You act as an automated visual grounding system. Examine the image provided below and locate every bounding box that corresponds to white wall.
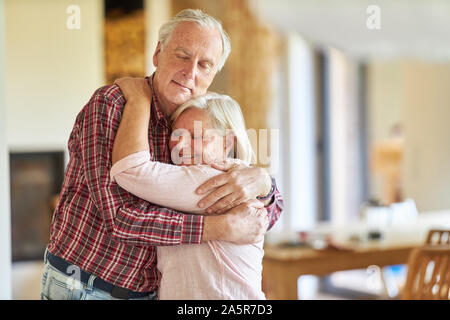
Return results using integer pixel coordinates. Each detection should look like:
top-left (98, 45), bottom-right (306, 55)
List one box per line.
top-left (367, 63), bottom-right (404, 143)
top-left (0, 0), bottom-right (12, 300)
top-left (367, 60), bottom-right (450, 212)
top-left (402, 62), bottom-right (450, 212)
top-left (145, 0), bottom-right (171, 75)
top-left (4, 0), bottom-right (104, 299)
top-left (5, 0), bottom-right (104, 151)
top-left (367, 62), bottom-right (404, 200)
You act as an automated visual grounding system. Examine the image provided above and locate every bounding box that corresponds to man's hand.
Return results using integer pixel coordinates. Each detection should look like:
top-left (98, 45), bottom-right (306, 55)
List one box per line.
top-left (202, 199), bottom-right (268, 244)
top-left (196, 160), bottom-right (272, 214)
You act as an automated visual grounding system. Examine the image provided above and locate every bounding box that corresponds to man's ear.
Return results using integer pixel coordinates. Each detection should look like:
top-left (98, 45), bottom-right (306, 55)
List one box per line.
top-left (153, 42), bottom-right (162, 67)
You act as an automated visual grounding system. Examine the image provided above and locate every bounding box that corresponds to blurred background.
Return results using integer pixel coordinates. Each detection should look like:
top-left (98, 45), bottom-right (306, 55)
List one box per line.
top-left (1, 0), bottom-right (450, 300)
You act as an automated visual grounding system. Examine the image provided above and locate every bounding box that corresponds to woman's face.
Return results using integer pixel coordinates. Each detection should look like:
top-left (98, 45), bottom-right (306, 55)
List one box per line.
top-left (169, 108), bottom-right (229, 165)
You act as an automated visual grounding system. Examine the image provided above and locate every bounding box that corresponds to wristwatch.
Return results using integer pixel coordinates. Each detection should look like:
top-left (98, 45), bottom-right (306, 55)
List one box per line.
top-left (256, 177), bottom-right (276, 201)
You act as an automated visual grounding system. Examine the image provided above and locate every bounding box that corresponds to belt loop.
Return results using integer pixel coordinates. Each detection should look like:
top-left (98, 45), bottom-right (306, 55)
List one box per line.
top-left (86, 274), bottom-right (97, 291)
top-left (43, 247), bottom-right (48, 264)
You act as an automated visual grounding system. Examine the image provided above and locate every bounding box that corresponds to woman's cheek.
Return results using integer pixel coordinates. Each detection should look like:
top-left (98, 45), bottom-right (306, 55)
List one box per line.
top-left (200, 142), bottom-right (215, 164)
top-left (201, 146), bottom-right (213, 164)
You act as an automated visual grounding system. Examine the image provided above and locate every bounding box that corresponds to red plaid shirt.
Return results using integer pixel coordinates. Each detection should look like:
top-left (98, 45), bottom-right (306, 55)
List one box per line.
top-left (48, 75), bottom-right (284, 292)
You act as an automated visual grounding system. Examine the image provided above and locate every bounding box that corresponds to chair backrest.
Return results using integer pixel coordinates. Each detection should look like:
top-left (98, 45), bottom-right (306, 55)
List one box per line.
top-left (426, 229), bottom-right (450, 245)
top-left (402, 245), bottom-right (450, 300)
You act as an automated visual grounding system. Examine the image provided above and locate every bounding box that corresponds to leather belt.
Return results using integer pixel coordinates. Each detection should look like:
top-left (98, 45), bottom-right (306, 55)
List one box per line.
top-left (46, 250), bottom-right (154, 299)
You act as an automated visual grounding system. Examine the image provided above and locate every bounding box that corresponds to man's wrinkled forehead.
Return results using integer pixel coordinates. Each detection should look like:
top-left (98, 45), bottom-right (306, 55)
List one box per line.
top-left (166, 22), bottom-right (222, 57)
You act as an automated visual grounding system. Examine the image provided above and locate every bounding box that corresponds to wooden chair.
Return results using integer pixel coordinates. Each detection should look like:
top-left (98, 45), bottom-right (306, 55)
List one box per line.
top-left (426, 229), bottom-right (450, 245)
top-left (402, 245), bottom-right (450, 299)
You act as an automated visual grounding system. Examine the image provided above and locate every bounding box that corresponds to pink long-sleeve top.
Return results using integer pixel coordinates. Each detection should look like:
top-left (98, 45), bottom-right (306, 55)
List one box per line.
top-left (110, 151), bottom-right (266, 300)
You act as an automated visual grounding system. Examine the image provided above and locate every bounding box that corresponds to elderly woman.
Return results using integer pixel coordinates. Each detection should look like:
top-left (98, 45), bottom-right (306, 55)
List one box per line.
top-left (110, 78), bottom-right (283, 299)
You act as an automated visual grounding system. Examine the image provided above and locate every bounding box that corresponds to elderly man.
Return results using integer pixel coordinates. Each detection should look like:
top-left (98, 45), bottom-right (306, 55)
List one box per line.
top-left (41, 9), bottom-right (283, 300)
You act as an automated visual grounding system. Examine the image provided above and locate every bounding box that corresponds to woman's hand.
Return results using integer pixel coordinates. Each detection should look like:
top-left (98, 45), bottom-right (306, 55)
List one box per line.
top-left (114, 77), bottom-right (151, 105)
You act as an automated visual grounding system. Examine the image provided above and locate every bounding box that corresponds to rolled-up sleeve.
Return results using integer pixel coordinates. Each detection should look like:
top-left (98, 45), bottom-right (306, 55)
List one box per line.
top-left (264, 187), bottom-right (284, 230)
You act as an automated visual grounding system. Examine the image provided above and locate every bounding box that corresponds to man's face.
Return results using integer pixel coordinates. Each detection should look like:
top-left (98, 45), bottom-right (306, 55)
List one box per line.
top-left (153, 21), bottom-right (223, 116)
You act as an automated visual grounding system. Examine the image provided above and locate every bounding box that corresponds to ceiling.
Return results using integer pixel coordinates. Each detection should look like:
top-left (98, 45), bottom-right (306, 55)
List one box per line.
top-left (251, 0), bottom-right (450, 62)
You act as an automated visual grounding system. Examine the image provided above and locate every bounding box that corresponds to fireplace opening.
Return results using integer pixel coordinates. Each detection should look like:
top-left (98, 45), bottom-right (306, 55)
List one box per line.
top-left (9, 151), bottom-right (65, 262)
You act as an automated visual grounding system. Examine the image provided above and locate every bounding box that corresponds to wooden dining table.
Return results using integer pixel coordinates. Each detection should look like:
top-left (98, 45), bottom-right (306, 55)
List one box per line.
top-left (262, 211), bottom-right (450, 299)
top-left (261, 242), bottom-right (415, 300)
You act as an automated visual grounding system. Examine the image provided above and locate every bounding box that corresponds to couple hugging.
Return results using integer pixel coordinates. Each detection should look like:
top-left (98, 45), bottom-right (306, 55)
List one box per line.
top-left (41, 9), bottom-right (284, 300)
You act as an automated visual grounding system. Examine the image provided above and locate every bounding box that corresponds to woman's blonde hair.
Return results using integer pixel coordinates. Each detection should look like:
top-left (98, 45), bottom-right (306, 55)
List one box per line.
top-left (170, 93), bottom-right (255, 165)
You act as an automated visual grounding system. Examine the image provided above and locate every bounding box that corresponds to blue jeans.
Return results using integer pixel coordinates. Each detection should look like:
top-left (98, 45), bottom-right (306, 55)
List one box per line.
top-left (40, 249), bottom-right (157, 300)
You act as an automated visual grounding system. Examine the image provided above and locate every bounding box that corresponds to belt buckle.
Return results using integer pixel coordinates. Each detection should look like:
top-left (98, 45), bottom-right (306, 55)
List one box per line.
top-left (111, 286), bottom-right (131, 299)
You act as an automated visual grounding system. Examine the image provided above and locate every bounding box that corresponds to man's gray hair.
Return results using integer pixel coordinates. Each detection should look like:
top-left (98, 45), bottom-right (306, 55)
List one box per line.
top-left (158, 9), bottom-right (231, 72)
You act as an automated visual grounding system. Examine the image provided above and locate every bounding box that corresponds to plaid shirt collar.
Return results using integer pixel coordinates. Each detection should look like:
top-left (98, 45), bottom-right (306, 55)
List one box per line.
top-left (147, 74), bottom-right (170, 130)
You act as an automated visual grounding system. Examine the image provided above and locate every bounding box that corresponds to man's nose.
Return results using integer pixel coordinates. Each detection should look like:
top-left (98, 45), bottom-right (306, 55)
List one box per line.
top-left (183, 60), bottom-right (197, 80)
